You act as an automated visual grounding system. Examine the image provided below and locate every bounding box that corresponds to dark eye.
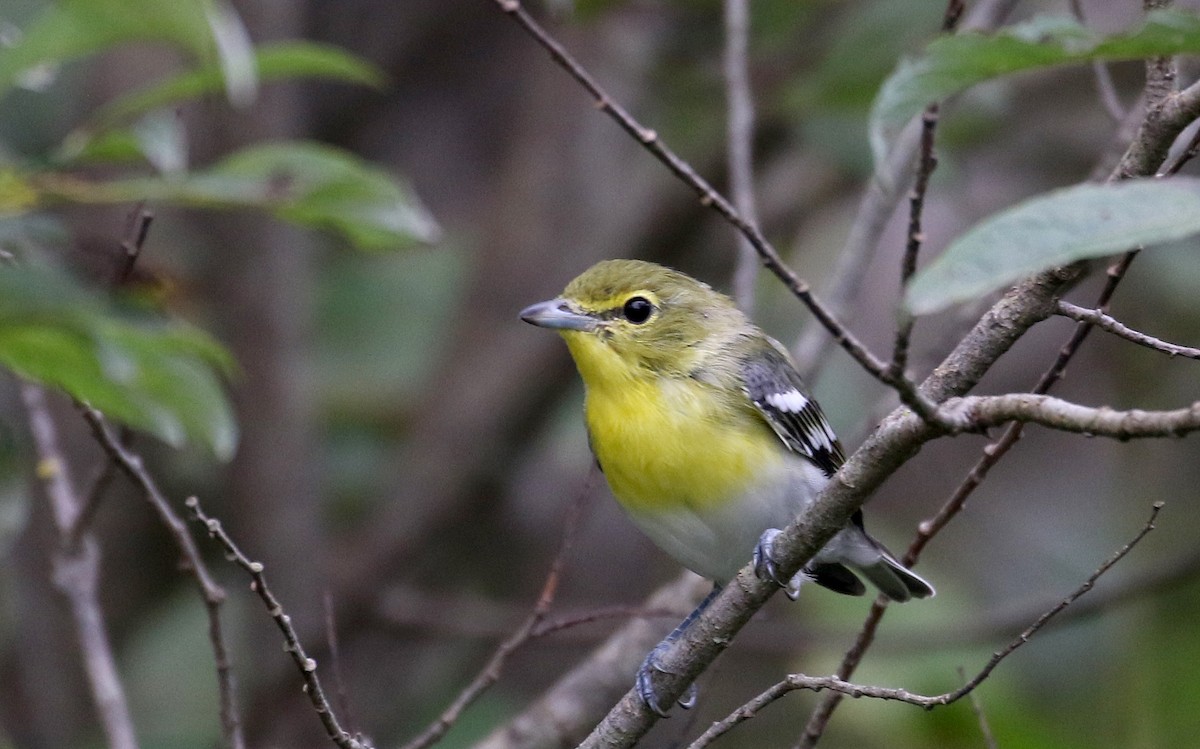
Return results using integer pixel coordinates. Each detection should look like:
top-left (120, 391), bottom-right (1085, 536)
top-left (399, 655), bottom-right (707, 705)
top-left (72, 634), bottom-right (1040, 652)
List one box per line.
top-left (622, 296), bottom-right (653, 324)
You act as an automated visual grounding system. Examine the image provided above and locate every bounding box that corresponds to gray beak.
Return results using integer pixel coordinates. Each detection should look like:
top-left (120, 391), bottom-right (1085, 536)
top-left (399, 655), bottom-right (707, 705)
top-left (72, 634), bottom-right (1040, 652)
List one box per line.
top-left (520, 298), bottom-right (598, 332)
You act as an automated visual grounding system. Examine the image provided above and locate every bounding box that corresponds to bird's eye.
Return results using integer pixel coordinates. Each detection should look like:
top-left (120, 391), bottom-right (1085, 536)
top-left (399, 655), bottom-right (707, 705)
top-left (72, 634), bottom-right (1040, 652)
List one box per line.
top-left (622, 296), bottom-right (653, 324)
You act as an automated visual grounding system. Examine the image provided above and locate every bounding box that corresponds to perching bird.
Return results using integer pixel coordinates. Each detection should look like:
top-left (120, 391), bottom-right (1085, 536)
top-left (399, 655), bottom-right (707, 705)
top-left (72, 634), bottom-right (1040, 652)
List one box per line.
top-left (520, 259), bottom-right (933, 713)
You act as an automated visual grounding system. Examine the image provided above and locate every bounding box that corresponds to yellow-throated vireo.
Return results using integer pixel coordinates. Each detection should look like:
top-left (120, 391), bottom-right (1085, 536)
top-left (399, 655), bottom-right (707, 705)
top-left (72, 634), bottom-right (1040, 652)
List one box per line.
top-left (521, 259), bottom-right (933, 714)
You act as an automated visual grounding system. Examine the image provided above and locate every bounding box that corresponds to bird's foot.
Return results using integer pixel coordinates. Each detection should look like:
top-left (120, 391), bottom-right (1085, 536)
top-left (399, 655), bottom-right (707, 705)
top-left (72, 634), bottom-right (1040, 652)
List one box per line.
top-left (753, 528), bottom-right (802, 600)
top-left (636, 640), bottom-right (698, 716)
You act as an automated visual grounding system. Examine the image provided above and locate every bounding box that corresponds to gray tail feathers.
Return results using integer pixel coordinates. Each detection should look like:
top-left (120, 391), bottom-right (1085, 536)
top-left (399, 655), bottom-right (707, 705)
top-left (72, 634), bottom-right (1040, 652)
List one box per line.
top-left (857, 553), bottom-right (935, 603)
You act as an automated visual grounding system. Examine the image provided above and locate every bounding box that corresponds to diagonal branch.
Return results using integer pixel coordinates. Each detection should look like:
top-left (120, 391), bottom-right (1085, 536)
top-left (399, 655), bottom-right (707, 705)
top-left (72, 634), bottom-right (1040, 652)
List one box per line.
top-left (491, 0), bottom-right (890, 381)
top-left (401, 470), bottom-right (593, 749)
top-left (78, 406), bottom-right (245, 749)
top-left (186, 496), bottom-right (370, 749)
top-left (691, 502), bottom-right (1163, 748)
top-left (1055, 301), bottom-right (1200, 359)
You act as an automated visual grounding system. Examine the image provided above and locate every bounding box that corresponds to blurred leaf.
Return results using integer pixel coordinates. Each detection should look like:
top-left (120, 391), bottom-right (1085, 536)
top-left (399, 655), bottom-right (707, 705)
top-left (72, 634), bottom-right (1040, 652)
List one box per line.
top-left (871, 9), bottom-right (1200, 168)
top-left (83, 42), bottom-right (385, 133)
top-left (906, 178), bottom-right (1200, 315)
top-left (45, 141), bottom-right (442, 249)
top-left (0, 266), bottom-right (237, 458)
top-left (129, 110), bottom-right (188, 175)
top-left (0, 170), bottom-right (38, 214)
top-left (0, 0), bottom-right (255, 103)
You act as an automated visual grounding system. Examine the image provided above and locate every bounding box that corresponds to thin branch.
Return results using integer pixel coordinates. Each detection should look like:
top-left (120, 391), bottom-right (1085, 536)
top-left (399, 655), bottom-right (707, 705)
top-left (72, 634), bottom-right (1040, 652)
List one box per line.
top-left (471, 574), bottom-right (711, 749)
top-left (67, 441), bottom-right (122, 552)
top-left (723, 0), bottom-right (760, 313)
top-left (693, 503), bottom-right (1163, 748)
top-left (794, 0), bottom-right (1009, 382)
top-left (186, 496), bottom-right (371, 749)
top-left (1055, 301), bottom-right (1200, 359)
top-left (324, 592), bottom-right (358, 739)
top-left (1161, 119), bottom-right (1200, 175)
top-left (78, 407), bottom-right (245, 749)
top-left (1069, 0), bottom-right (1126, 123)
top-left (958, 666), bottom-right (998, 749)
top-left (941, 392), bottom-right (1200, 438)
top-left (400, 469), bottom-right (594, 749)
top-left (67, 206), bottom-right (153, 548)
top-left (490, 2), bottom-right (1200, 747)
top-left (798, 24), bottom-right (1191, 739)
top-left (492, 0), bottom-right (890, 381)
top-left (20, 383), bottom-right (140, 749)
top-left (116, 203), bottom-right (153, 286)
top-left (890, 104), bottom-right (940, 383)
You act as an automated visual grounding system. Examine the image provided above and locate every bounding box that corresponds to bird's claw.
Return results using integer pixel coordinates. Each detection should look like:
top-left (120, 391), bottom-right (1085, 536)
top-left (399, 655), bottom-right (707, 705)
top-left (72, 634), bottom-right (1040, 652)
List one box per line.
top-left (754, 528), bottom-right (802, 600)
top-left (636, 641), bottom-right (698, 716)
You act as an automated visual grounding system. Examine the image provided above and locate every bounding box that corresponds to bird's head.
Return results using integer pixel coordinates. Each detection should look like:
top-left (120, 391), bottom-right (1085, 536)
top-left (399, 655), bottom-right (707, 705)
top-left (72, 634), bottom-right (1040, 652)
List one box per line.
top-left (520, 259), bottom-right (746, 381)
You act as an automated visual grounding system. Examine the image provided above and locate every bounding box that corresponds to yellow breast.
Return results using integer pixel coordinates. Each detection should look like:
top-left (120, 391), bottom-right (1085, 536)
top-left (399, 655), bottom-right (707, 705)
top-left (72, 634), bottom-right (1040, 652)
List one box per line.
top-left (565, 333), bottom-right (781, 513)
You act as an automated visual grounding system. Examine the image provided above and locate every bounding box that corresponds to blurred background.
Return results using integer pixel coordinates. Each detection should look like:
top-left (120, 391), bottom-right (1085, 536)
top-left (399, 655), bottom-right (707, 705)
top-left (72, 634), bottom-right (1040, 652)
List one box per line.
top-left (1, 0), bottom-right (1200, 747)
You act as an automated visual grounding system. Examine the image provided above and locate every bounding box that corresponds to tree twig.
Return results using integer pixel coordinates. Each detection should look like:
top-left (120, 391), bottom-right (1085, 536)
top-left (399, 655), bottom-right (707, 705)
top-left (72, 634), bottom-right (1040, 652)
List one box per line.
top-left (693, 502), bottom-right (1163, 748)
top-left (78, 406), bottom-right (245, 749)
top-left (491, 0), bottom-right (890, 382)
top-left (1055, 301), bottom-right (1200, 359)
top-left (323, 591), bottom-right (359, 739)
top-left (20, 383), bottom-right (140, 749)
top-left (723, 0), bottom-right (759, 313)
top-left (889, 104), bottom-right (940, 385)
top-left (401, 469), bottom-right (595, 749)
top-left (186, 496), bottom-right (368, 749)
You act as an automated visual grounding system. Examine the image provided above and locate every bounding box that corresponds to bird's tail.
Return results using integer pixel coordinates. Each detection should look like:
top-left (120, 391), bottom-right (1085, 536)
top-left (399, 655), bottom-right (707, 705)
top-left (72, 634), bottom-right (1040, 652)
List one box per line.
top-left (856, 549), bottom-right (935, 603)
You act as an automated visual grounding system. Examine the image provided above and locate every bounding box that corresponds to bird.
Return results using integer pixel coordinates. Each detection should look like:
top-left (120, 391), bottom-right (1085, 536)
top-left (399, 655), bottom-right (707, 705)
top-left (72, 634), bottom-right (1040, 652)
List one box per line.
top-left (520, 259), bottom-right (933, 714)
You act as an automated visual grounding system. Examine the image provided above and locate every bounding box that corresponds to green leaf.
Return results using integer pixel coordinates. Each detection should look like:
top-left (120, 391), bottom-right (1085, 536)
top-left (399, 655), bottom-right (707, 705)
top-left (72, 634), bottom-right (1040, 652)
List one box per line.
top-left (84, 42), bottom-right (385, 133)
top-left (45, 141), bottom-right (442, 250)
top-left (905, 178), bottom-right (1200, 315)
top-left (208, 142), bottom-right (442, 249)
top-left (870, 9), bottom-right (1200, 168)
top-left (0, 0), bottom-right (255, 103)
top-left (0, 266), bottom-right (238, 458)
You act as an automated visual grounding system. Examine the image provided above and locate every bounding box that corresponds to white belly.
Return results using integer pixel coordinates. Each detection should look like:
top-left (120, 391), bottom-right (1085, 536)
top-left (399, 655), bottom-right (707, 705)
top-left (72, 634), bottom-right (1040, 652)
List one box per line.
top-left (622, 454), bottom-right (830, 584)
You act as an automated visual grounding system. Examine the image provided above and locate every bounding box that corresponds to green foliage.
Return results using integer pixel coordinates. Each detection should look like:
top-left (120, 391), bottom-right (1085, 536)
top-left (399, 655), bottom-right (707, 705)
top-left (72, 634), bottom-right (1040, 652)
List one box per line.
top-left (0, 0), bottom-right (440, 454)
top-left (0, 0), bottom-right (255, 100)
top-left (74, 41), bottom-right (386, 140)
top-left (0, 265), bottom-right (237, 458)
top-left (871, 9), bottom-right (1200, 168)
top-left (50, 141), bottom-right (441, 249)
top-left (906, 179), bottom-right (1200, 315)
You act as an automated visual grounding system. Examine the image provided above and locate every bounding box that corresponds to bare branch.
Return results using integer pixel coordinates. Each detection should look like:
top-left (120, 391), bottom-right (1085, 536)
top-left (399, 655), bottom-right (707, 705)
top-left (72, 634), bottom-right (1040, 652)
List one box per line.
top-left (20, 383), bottom-right (140, 749)
top-left (472, 574), bottom-right (711, 749)
top-left (402, 471), bottom-right (593, 749)
top-left (78, 407), bottom-right (245, 749)
top-left (943, 393), bottom-right (1200, 438)
top-left (1055, 301), bottom-right (1200, 359)
top-left (186, 496), bottom-right (369, 749)
top-left (491, 0), bottom-right (890, 381)
top-left (1068, 0), bottom-right (1126, 122)
top-left (693, 502), bottom-right (1163, 748)
top-left (890, 104), bottom-right (939, 382)
top-left (116, 203), bottom-right (153, 286)
top-left (959, 666), bottom-right (998, 749)
top-left (323, 592), bottom-right (358, 739)
top-left (723, 0), bottom-right (759, 313)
